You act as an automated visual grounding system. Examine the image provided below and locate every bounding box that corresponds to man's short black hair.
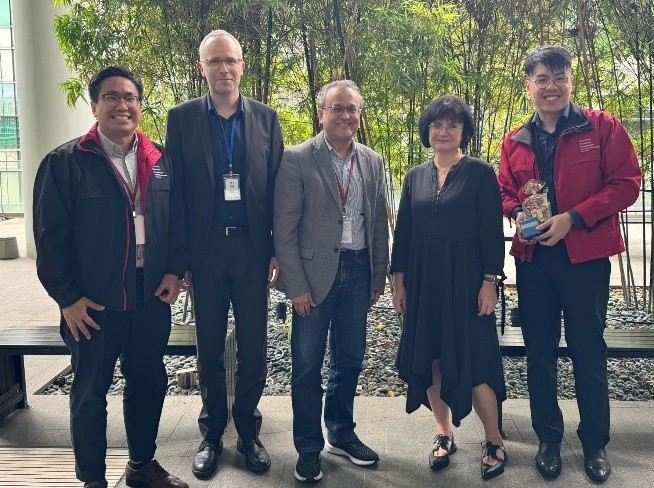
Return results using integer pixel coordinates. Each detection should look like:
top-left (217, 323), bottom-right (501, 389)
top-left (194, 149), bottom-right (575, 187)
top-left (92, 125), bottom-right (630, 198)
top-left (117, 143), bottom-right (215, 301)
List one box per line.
top-left (418, 95), bottom-right (474, 149)
top-left (88, 66), bottom-right (144, 102)
top-left (524, 45), bottom-right (573, 76)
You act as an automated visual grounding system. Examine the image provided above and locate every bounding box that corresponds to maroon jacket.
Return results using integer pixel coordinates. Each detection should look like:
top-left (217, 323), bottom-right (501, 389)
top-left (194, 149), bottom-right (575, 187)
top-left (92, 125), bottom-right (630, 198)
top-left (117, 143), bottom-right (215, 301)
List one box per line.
top-left (498, 103), bottom-right (641, 264)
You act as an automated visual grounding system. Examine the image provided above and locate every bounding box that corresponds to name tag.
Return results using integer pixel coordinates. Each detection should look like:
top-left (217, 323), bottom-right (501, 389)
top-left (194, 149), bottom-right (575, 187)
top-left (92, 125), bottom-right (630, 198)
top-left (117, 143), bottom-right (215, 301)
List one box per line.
top-left (134, 214), bottom-right (146, 245)
top-left (224, 173), bottom-right (241, 201)
top-left (341, 216), bottom-right (353, 245)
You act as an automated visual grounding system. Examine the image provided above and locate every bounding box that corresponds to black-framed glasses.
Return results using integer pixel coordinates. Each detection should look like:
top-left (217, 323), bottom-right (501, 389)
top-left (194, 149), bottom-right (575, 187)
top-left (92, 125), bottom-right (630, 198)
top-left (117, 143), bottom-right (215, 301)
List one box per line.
top-left (200, 57), bottom-right (242, 68)
top-left (530, 75), bottom-right (569, 89)
top-left (321, 105), bottom-right (362, 115)
top-left (428, 121), bottom-right (462, 132)
top-left (100, 94), bottom-right (143, 106)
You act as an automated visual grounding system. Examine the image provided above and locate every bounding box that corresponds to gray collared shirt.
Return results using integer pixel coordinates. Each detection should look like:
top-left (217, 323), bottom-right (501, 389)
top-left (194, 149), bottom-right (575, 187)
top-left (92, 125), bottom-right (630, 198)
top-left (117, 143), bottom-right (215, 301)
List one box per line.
top-left (98, 128), bottom-right (145, 267)
top-left (324, 135), bottom-right (366, 250)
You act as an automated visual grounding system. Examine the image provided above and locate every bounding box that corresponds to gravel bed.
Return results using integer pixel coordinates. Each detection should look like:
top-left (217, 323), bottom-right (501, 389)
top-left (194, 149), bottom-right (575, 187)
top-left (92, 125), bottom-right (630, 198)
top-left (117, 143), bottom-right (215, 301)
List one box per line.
top-left (40, 287), bottom-right (654, 401)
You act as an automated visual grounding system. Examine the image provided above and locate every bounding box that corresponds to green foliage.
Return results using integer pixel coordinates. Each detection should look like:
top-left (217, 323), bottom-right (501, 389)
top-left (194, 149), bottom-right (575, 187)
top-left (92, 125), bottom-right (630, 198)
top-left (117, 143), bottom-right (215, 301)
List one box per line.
top-left (52, 0), bottom-right (652, 180)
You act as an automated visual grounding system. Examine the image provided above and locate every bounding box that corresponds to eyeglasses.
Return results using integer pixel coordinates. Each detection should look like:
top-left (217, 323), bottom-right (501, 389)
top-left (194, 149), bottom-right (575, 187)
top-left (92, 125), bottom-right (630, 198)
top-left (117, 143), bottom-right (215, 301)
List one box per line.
top-left (200, 57), bottom-right (242, 68)
top-left (428, 121), bottom-right (462, 132)
top-left (321, 105), bottom-right (362, 115)
top-left (99, 94), bottom-right (143, 106)
top-left (530, 75), bottom-right (569, 89)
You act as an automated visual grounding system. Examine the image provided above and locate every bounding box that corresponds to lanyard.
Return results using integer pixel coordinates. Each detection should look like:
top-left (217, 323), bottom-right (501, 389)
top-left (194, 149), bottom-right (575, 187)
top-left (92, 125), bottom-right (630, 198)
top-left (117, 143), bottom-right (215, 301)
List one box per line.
top-left (335, 155), bottom-right (356, 213)
top-left (219, 116), bottom-right (238, 173)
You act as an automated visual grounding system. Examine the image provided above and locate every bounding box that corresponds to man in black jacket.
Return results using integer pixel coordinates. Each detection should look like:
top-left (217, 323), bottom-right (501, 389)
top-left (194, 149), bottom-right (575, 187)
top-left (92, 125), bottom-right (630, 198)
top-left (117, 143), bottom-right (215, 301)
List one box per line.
top-left (33, 66), bottom-right (188, 488)
top-left (166, 30), bottom-right (283, 479)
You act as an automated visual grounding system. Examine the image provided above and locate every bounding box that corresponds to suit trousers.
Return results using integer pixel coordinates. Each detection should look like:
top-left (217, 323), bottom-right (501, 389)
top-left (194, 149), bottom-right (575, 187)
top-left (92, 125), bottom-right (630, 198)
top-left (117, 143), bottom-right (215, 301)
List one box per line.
top-left (61, 269), bottom-right (171, 483)
top-left (516, 242), bottom-right (611, 451)
top-left (192, 229), bottom-right (268, 441)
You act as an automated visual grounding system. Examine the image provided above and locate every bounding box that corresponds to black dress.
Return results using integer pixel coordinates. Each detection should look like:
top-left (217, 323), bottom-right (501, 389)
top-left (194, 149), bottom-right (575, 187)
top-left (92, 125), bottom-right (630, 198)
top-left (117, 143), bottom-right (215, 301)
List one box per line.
top-left (390, 156), bottom-right (506, 426)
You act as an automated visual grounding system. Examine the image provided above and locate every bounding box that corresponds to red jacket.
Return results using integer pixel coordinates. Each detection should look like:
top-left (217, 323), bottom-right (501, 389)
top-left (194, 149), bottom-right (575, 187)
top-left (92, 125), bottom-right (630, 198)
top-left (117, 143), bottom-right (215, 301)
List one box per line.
top-left (498, 103), bottom-right (641, 264)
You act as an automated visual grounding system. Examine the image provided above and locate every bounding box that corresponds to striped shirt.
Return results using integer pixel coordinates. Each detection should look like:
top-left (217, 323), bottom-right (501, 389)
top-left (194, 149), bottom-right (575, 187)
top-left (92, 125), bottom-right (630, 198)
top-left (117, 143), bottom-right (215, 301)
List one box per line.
top-left (324, 136), bottom-right (366, 250)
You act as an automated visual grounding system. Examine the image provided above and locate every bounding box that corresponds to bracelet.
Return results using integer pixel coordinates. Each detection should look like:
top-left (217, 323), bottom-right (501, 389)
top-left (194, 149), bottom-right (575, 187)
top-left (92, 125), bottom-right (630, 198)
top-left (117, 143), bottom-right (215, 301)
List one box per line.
top-left (483, 275), bottom-right (500, 285)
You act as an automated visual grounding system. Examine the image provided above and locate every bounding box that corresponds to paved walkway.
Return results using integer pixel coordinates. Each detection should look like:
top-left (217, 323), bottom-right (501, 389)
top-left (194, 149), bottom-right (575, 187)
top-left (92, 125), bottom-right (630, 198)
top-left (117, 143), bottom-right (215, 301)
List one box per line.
top-left (1, 217), bottom-right (653, 487)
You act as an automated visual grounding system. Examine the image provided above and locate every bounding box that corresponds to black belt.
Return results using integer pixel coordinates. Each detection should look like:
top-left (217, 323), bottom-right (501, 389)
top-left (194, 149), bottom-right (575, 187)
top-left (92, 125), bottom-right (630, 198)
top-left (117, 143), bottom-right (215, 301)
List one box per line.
top-left (339, 248), bottom-right (368, 260)
top-left (213, 226), bottom-right (249, 236)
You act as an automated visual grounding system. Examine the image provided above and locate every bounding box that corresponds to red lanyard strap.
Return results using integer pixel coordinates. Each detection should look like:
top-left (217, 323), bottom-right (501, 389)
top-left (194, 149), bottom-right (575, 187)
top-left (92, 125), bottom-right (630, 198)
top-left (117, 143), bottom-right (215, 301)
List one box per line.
top-left (335, 154), bottom-right (355, 212)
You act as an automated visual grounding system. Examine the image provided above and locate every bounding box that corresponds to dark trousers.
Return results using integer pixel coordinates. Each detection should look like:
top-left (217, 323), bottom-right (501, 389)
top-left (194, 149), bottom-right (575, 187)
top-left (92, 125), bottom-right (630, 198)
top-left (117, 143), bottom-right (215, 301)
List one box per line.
top-left (291, 250), bottom-right (371, 453)
top-left (61, 269), bottom-right (171, 483)
top-left (192, 229), bottom-right (268, 441)
top-left (516, 243), bottom-right (611, 451)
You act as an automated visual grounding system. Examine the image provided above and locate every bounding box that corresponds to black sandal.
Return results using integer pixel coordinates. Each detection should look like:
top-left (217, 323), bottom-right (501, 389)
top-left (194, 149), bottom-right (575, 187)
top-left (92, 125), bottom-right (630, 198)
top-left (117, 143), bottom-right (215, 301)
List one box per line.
top-left (429, 434), bottom-right (457, 471)
top-left (481, 441), bottom-right (507, 480)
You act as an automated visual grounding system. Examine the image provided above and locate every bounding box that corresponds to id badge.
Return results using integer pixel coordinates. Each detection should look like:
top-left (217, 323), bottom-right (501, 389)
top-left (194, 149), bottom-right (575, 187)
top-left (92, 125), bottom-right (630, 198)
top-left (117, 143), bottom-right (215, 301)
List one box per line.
top-left (134, 214), bottom-right (146, 245)
top-left (341, 216), bottom-right (353, 245)
top-left (223, 173), bottom-right (241, 201)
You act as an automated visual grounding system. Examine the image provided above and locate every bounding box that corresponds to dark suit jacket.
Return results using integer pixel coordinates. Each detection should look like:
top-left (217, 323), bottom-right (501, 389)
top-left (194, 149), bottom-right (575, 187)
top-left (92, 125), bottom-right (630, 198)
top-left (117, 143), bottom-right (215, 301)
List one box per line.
top-left (166, 95), bottom-right (284, 270)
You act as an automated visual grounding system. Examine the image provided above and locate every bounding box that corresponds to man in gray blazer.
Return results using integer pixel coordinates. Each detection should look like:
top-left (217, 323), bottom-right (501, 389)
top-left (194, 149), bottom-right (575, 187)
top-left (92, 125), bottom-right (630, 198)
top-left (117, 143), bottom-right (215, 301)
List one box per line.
top-left (274, 80), bottom-right (389, 483)
top-left (165, 30), bottom-right (283, 479)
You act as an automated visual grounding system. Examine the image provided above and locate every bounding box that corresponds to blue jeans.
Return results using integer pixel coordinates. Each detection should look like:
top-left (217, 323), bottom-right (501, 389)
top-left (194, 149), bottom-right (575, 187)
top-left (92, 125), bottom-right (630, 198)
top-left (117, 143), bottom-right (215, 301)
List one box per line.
top-left (291, 249), bottom-right (371, 453)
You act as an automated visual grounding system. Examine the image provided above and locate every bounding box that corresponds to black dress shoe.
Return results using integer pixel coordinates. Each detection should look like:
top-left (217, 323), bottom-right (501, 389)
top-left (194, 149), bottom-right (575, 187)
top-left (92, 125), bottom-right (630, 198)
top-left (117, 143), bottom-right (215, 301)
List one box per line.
top-left (584, 448), bottom-right (611, 483)
top-left (237, 436), bottom-right (271, 473)
top-left (192, 438), bottom-right (223, 479)
top-left (428, 434), bottom-right (457, 471)
top-left (535, 442), bottom-right (561, 478)
top-left (481, 441), bottom-right (508, 480)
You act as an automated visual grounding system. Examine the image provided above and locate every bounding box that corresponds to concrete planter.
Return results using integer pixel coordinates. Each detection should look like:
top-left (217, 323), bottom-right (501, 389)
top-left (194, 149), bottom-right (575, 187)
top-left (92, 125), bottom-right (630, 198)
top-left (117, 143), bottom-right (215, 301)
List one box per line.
top-left (0, 236), bottom-right (19, 259)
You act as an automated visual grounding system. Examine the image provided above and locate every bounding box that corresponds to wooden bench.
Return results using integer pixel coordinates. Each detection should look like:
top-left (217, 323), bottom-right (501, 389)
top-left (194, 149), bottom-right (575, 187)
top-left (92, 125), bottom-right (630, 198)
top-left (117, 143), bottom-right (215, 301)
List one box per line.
top-left (0, 324), bottom-right (235, 422)
top-left (498, 326), bottom-right (654, 358)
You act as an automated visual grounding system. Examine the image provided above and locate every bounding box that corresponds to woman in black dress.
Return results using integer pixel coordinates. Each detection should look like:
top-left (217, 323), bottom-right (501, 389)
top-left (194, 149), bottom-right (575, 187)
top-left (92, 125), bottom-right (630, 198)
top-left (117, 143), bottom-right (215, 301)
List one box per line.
top-left (391, 95), bottom-right (507, 479)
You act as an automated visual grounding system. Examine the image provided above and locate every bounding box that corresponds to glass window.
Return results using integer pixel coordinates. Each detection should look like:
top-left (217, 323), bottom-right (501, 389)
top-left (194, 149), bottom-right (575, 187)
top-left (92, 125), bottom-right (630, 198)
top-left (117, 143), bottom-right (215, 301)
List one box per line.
top-left (0, 1), bottom-right (10, 27)
top-left (0, 49), bottom-right (14, 80)
top-left (1, 82), bottom-right (15, 114)
top-left (0, 27), bottom-right (11, 48)
top-left (0, 170), bottom-right (23, 213)
top-left (0, 115), bottom-right (18, 149)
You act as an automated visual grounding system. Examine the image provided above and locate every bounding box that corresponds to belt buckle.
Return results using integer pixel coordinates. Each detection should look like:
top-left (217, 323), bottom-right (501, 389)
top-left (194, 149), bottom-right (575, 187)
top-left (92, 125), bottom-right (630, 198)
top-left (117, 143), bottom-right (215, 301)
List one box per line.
top-left (225, 226), bottom-right (236, 236)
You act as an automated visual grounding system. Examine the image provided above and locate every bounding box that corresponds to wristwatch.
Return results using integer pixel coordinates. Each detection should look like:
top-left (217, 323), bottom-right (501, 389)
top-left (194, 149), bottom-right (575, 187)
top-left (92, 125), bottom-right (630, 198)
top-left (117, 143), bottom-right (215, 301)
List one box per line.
top-left (483, 275), bottom-right (500, 285)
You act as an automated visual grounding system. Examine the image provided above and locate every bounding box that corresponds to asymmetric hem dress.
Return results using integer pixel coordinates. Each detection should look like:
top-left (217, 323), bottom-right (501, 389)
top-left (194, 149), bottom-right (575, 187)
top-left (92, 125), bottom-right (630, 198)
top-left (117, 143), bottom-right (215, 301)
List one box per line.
top-left (390, 156), bottom-right (506, 426)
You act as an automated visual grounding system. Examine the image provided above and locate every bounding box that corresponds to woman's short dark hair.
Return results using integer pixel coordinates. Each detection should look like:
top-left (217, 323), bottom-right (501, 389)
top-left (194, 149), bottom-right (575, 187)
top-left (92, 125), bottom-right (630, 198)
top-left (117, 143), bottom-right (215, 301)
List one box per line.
top-left (88, 66), bottom-right (144, 102)
top-left (418, 95), bottom-right (474, 149)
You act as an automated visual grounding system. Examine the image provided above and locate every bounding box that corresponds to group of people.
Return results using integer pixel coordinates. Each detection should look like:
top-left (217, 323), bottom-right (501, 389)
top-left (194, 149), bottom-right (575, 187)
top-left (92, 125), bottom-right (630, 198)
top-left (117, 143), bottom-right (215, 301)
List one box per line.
top-left (32, 31), bottom-right (641, 488)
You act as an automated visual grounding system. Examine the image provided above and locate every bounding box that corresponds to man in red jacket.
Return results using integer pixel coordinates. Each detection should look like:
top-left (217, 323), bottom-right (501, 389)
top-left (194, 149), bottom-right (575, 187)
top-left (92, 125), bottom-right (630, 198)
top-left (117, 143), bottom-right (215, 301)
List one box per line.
top-left (498, 45), bottom-right (641, 483)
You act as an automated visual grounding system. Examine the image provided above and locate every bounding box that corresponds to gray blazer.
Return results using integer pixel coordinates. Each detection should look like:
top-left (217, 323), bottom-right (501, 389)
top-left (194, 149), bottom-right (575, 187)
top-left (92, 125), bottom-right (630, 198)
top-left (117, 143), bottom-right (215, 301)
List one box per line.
top-left (274, 131), bottom-right (389, 305)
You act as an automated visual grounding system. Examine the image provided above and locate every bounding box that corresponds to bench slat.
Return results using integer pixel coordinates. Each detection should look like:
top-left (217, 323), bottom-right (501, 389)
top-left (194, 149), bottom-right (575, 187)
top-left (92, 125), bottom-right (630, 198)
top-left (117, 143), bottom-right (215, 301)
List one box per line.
top-left (0, 325), bottom-right (197, 356)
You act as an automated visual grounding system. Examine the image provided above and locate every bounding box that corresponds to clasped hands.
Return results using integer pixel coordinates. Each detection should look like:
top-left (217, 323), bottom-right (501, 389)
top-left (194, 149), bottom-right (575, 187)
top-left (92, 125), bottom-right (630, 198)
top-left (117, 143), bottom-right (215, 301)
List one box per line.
top-left (515, 211), bottom-right (573, 246)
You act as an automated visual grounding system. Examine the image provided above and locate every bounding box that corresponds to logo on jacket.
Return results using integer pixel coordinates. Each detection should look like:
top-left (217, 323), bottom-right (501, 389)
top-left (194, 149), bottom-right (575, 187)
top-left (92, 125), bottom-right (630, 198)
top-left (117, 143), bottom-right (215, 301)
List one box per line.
top-left (152, 165), bottom-right (168, 178)
top-left (578, 138), bottom-right (600, 153)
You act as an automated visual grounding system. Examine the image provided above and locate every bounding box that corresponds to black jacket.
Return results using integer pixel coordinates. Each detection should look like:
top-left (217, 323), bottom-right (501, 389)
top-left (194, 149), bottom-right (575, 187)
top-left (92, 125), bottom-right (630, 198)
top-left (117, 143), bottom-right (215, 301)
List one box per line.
top-left (165, 95), bottom-right (284, 270)
top-left (33, 124), bottom-right (187, 311)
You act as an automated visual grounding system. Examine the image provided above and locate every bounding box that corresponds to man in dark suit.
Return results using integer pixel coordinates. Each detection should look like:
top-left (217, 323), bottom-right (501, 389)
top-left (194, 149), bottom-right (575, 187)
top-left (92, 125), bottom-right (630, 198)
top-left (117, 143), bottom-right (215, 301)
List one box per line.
top-left (274, 80), bottom-right (389, 483)
top-left (165, 30), bottom-right (284, 479)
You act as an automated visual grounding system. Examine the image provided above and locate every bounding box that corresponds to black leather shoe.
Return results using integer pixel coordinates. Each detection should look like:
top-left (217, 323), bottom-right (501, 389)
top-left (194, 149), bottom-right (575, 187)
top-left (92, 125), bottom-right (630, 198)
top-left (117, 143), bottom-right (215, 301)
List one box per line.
top-left (428, 433), bottom-right (457, 471)
top-left (237, 436), bottom-right (271, 473)
top-left (535, 442), bottom-right (561, 478)
top-left (481, 441), bottom-right (508, 480)
top-left (584, 448), bottom-right (611, 483)
top-left (192, 438), bottom-right (223, 479)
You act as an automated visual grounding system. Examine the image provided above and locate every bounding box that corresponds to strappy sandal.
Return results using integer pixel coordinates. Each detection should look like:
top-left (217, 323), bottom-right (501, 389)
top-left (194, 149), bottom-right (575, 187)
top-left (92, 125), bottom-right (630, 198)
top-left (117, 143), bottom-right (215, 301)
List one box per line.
top-left (481, 440), bottom-right (508, 480)
top-left (429, 433), bottom-right (457, 471)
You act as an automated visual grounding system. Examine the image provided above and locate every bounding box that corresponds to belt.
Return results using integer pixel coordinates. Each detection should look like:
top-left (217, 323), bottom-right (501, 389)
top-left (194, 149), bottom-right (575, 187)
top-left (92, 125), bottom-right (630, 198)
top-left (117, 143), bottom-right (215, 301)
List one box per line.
top-left (339, 248), bottom-right (368, 260)
top-left (214, 226), bottom-right (249, 236)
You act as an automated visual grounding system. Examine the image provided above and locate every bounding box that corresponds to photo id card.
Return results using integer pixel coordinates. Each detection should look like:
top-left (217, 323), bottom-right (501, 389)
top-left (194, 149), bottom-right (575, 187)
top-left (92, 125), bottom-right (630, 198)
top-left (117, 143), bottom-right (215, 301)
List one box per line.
top-left (134, 214), bottom-right (146, 245)
top-left (223, 173), bottom-right (241, 201)
top-left (341, 216), bottom-right (353, 245)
